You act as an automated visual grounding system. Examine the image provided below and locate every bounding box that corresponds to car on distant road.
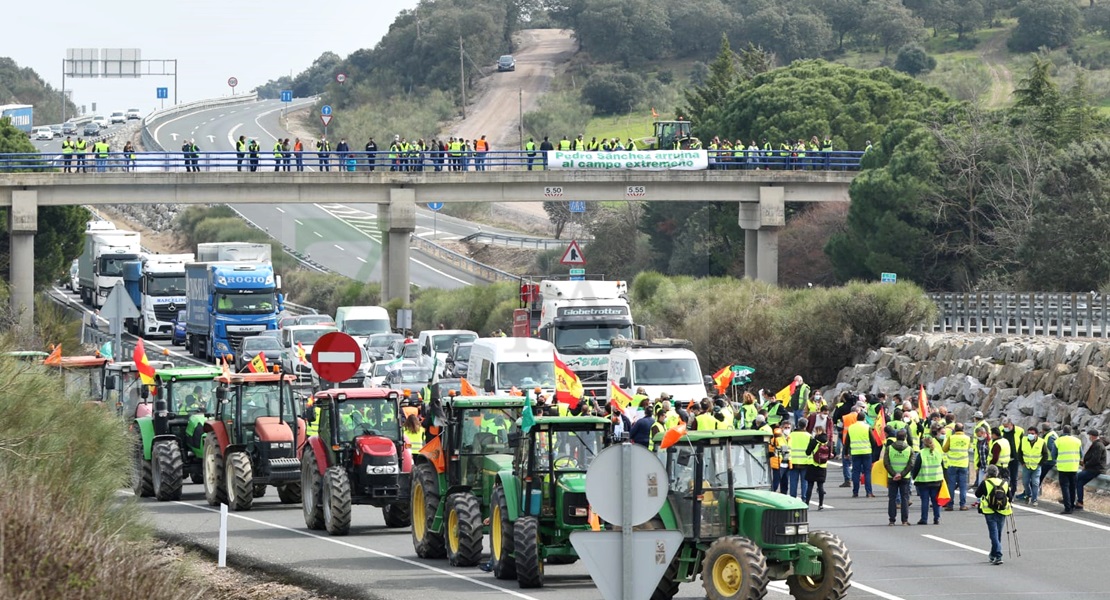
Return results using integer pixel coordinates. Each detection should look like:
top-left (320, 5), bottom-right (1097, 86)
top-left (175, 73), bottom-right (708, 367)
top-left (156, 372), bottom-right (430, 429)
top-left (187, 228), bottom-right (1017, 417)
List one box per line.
top-left (34, 127), bottom-right (53, 141)
top-left (109, 111), bottom-right (127, 124)
top-left (50, 124), bottom-right (63, 138)
top-left (83, 122), bottom-right (100, 136)
top-left (497, 54), bottom-right (516, 72)
top-left (67, 259), bottom-right (79, 291)
top-left (172, 313), bottom-right (186, 346)
top-left (62, 121), bottom-right (78, 135)
top-left (126, 108), bottom-right (141, 120)
top-left (91, 115), bottom-right (109, 129)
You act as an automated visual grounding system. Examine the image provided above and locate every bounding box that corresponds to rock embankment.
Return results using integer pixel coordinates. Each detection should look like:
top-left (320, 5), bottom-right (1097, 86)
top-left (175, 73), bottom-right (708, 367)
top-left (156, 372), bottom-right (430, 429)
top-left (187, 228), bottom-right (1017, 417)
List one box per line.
top-left (829, 334), bottom-right (1110, 434)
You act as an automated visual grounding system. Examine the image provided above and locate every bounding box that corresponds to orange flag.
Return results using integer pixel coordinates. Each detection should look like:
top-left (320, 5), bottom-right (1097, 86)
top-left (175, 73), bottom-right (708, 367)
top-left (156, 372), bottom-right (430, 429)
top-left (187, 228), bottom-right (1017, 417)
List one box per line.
top-left (459, 378), bottom-right (478, 397)
top-left (918, 385), bottom-right (929, 420)
top-left (44, 344), bottom-right (62, 366)
top-left (938, 477), bottom-right (952, 507)
top-left (660, 422), bottom-right (688, 450)
top-left (420, 435), bottom-right (447, 474)
top-left (711, 365), bottom-right (734, 395)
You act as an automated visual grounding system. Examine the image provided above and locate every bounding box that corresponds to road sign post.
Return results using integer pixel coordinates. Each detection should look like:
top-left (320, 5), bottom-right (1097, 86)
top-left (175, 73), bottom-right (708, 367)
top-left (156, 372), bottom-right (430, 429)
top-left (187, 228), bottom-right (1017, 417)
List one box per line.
top-left (227, 76), bottom-right (238, 94)
top-left (99, 281), bottom-right (139, 362)
top-left (571, 443), bottom-right (682, 600)
top-left (427, 203), bottom-right (444, 239)
top-left (310, 332), bottom-right (362, 383)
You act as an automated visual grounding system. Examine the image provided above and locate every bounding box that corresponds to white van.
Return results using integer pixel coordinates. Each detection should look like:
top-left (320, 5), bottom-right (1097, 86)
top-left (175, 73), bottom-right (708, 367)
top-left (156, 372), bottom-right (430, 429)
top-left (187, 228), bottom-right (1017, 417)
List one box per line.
top-left (469, 337), bottom-right (556, 397)
top-left (416, 329), bottom-right (477, 373)
top-left (334, 306), bottom-right (391, 345)
top-left (607, 339), bottom-right (708, 407)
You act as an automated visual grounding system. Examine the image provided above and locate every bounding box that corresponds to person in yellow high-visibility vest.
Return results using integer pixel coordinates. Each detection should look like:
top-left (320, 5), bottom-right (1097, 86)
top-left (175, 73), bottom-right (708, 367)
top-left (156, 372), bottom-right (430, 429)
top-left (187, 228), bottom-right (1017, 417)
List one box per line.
top-left (1017, 426), bottom-right (1048, 506)
top-left (1055, 425), bottom-right (1082, 513)
top-left (942, 423), bottom-right (973, 511)
top-left (847, 410), bottom-right (874, 497)
top-left (403, 412), bottom-right (424, 451)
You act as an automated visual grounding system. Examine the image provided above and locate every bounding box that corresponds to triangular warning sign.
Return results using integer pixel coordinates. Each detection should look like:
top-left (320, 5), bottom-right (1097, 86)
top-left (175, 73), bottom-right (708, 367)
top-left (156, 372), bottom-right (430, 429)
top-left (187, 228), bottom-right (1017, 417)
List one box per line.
top-left (321, 114), bottom-right (333, 127)
top-left (560, 240), bottom-right (586, 265)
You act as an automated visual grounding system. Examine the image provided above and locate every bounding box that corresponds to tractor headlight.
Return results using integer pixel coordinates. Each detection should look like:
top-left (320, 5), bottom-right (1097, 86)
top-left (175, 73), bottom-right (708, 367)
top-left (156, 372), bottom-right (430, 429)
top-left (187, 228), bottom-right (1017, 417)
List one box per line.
top-left (796, 524), bottom-right (808, 536)
top-left (782, 525), bottom-right (797, 536)
top-left (368, 465), bottom-right (398, 475)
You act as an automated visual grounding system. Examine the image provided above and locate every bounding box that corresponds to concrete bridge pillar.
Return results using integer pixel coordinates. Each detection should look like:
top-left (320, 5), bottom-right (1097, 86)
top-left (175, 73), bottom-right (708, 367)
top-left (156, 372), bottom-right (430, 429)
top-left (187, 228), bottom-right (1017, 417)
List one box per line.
top-left (9, 190), bottom-right (37, 331)
top-left (378, 188), bottom-right (416, 305)
top-left (739, 186), bottom-right (785, 285)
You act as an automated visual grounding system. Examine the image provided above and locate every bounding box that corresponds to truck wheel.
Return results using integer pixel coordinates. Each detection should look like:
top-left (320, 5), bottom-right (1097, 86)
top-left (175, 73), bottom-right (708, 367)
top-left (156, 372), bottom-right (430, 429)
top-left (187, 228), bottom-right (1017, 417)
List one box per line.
top-left (323, 466), bottom-right (352, 536)
top-left (225, 451), bottom-right (254, 511)
top-left (383, 503), bottom-right (411, 528)
top-left (302, 446), bottom-right (324, 530)
top-left (152, 440), bottom-right (184, 501)
top-left (278, 482), bottom-right (302, 504)
top-left (131, 437), bottom-right (154, 498)
top-left (786, 531), bottom-right (853, 600)
top-left (202, 433), bottom-right (227, 506)
top-left (490, 486), bottom-right (516, 580)
top-left (514, 516), bottom-right (544, 588)
top-left (446, 492), bottom-right (484, 567)
top-left (411, 463), bottom-right (446, 558)
top-left (651, 554), bottom-right (682, 600)
top-left (702, 536), bottom-right (768, 600)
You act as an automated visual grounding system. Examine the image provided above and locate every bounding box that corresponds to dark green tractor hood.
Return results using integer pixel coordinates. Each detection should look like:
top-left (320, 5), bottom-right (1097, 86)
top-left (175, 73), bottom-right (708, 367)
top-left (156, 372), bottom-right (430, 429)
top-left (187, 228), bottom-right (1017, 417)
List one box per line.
top-left (735, 488), bottom-right (808, 510)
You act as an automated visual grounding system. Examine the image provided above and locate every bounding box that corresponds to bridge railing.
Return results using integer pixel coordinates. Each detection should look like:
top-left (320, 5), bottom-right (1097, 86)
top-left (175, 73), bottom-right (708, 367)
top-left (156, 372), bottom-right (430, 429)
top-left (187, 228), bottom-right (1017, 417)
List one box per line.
top-left (926, 292), bottom-right (1110, 338)
top-left (0, 150), bottom-right (865, 172)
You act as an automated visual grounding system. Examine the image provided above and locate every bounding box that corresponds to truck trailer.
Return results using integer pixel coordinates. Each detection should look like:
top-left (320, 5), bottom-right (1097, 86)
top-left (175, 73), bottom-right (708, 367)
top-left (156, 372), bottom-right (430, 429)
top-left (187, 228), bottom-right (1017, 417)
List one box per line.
top-left (0, 104), bottom-right (33, 134)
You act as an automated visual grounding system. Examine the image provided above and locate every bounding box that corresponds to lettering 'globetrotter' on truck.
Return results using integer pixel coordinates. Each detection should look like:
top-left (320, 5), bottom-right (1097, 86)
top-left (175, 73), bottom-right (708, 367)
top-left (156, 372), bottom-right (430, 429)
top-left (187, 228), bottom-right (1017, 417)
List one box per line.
top-left (557, 307), bottom-right (630, 318)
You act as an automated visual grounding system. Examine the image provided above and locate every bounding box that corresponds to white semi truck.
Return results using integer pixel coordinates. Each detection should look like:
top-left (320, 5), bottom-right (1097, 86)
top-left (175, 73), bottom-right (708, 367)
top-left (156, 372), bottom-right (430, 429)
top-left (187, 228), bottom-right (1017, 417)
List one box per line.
top-left (77, 220), bottom-right (141, 308)
top-left (123, 253), bottom-right (194, 338)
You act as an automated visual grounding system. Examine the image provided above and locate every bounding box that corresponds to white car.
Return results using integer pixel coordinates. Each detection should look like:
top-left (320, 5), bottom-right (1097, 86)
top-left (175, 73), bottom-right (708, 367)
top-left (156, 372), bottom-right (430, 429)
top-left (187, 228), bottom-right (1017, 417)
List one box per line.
top-left (126, 108), bottom-right (141, 120)
top-left (91, 115), bottom-right (109, 129)
top-left (34, 127), bottom-right (53, 141)
top-left (109, 112), bottom-right (126, 124)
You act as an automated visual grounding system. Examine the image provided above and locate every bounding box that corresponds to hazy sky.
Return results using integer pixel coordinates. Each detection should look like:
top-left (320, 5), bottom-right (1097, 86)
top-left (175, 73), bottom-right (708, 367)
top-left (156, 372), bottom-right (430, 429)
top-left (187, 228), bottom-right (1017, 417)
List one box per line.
top-left (5, 0), bottom-right (418, 117)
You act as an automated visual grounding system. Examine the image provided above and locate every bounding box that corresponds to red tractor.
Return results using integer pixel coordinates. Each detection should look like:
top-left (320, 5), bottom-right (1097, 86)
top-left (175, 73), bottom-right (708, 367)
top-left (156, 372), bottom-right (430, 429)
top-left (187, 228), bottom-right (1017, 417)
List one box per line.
top-left (202, 372), bottom-right (305, 511)
top-left (301, 387), bottom-right (413, 535)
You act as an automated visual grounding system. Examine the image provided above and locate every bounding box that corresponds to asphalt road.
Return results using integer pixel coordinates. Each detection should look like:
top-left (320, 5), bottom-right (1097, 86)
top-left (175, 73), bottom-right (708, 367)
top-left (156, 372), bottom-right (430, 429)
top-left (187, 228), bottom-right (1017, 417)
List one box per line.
top-left (133, 457), bottom-right (1110, 600)
top-left (145, 98), bottom-right (528, 289)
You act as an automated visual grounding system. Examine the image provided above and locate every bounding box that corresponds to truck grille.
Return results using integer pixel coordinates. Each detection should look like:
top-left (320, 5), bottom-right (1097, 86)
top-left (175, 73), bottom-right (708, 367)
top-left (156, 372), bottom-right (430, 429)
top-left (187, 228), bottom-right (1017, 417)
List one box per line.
top-left (153, 303), bottom-right (183, 323)
top-left (563, 491), bottom-right (589, 526)
top-left (761, 508), bottom-right (808, 545)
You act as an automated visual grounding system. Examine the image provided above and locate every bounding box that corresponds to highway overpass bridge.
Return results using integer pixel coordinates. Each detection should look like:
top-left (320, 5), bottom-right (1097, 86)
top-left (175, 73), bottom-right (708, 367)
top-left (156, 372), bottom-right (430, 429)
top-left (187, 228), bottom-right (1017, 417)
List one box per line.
top-left (0, 152), bottom-right (859, 328)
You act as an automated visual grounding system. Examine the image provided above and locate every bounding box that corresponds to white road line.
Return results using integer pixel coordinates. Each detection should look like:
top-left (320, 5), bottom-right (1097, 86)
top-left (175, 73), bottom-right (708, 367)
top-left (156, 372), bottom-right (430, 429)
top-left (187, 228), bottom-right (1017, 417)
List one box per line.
top-left (313, 231), bottom-right (322, 238)
top-left (152, 104), bottom-right (229, 146)
top-left (165, 500), bottom-right (541, 600)
top-left (851, 581), bottom-right (908, 600)
top-left (1013, 504), bottom-right (1110, 532)
top-left (227, 122), bottom-right (244, 149)
top-left (334, 244), bottom-right (344, 251)
top-left (809, 501), bottom-right (834, 510)
top-left (275, 207), bottom-right (285, 213)
top-left (922, 534), bottom-right (989, 555)
top-left (356, 257), bottom-right (367, 263)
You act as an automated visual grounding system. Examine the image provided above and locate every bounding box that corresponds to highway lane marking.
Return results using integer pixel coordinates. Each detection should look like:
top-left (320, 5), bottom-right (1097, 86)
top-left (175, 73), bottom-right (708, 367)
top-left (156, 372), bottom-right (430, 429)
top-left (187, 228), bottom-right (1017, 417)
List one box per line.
top-left (356, 257), bottom-right (367, 263)
top-left (1013, 504), bottom-right (1110, 533)
top-left (166, 500), bottom-right (542, 600)
top-left (152, 105), bottom-right (230, 145)
top-left (275, 207), bottom-right (285, 213)
top-left (313, 231), bottom-right (322, 238)
top-left (294, 219), bottom-right (304, 225)
top-left (921, 534), bottom-right (989, 555)
top-left (226, 122), bottom-right (244, 148)
top-left (809, 501), bottom-right (835, 509)
top-left (334, 244), bottom-right (344, 251)
top-left (850, 581), bottom-right (907, 600)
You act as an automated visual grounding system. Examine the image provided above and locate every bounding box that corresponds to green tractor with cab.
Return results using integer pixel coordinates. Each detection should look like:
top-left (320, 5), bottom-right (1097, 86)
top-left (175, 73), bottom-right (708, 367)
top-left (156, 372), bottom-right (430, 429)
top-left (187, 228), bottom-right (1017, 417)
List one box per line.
top-left (488, 414), bottom-right (610, 588)
top-left (131, 365), bottom-right (223, 501)
top-left (410, 396), bottom-right (524, 567)
top-left (652, 429), bottom-right (853, 600)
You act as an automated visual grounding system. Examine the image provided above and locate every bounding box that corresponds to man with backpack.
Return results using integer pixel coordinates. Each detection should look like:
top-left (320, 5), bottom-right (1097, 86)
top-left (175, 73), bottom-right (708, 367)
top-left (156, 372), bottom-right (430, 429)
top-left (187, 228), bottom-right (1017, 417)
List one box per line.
top-left (805, 425), bottom-right (831, 510)
top-left (976, 464), bottom-right (1012, 565)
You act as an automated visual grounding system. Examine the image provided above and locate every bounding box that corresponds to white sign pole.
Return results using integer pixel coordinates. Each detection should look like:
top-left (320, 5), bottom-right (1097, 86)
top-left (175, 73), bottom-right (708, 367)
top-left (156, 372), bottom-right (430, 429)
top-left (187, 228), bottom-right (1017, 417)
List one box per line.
top-left (621, 443), bottom-right (633, 600)
top-left (218, 503), bottom-right (228, 567)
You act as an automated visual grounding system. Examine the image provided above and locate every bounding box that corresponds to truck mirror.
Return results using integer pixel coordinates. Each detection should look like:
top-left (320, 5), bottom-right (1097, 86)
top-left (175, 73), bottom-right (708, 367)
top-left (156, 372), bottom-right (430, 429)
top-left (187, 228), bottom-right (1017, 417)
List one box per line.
top-left (634, 325), bottom-right (646, 340)
top-left (483, 379), bottom-right (495, 393)
top-left (507, 431), bottom-right (521, 449)
top-left (105, 375), bottom-right (117, 391)
top-left (619, 376), bottom-right (629, 389)
top-left (422, 345), bottom-right (431, 356)
top-left (275, 275), bottom-right (282, 289)
top-left (703, 375), bottom-right (715, 387)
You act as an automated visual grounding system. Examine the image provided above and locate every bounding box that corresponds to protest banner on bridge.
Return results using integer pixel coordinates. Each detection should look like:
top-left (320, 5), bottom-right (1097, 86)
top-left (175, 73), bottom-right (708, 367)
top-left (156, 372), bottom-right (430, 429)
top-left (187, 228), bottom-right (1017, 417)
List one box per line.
top-left (546, 150), bottom-right (708, 171)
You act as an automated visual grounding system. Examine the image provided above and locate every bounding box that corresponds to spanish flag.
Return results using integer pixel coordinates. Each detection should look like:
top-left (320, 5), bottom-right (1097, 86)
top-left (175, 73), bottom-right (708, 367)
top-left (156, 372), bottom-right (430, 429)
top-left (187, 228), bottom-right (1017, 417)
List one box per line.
top-left (296, 342), bottom-right (309, 365)
top-left (711, 365), bottom-right (734, 395)
top-left (774, 381), bottom-right (797, 403)
top-left (248, 352), bottom-right (268, 373)
top-left (871, 408), bottom-right (887, 446)
top-left (554, 354), bottom-right (583, 410)
top-left (918, 385), bottom-right (929, 420)
top-left (133, 338), bottom-right (156, 387)
top-left (609, 381), bottom-right (634, 412)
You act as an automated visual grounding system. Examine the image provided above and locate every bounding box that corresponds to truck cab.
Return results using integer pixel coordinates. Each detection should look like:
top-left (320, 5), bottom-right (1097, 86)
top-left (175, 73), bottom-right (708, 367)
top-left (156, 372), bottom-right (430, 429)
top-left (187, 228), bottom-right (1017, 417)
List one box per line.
top-left (125, 253), bottom-right (193, 338)
top-left (185, 259), bottom-right (283, 361)
top-left (607, 339), bottom-right (708, 407)
top-left (77, 220), bottom-right (141, 308)
top-left (469, 338), bottom-right (557, 397)
top-left (335, 305), bottom-right (392, 346)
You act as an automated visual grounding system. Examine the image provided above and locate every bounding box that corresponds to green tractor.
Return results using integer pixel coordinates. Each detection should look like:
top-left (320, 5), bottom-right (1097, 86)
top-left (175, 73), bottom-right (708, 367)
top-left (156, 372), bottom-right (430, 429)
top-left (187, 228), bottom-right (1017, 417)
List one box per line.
top-left (488, 415), bottom-right (610, 588)
top-left (131, 365), bottom-right (223, 501)
top-left (410, 396), bottom-right (524, 567)
top-left (647, 120), bottom-right (701, 150)
top-left (652, 430), bottom-right (853, 600)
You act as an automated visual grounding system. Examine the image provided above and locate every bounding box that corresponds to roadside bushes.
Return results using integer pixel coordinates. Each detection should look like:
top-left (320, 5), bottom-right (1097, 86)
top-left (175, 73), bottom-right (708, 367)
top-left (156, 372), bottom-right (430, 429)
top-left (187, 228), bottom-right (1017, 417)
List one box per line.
top-left (281, 271), bottom-right (381, 318)
top-left (411, 282), bottom-right (517, 334)
top-left (631, 274), bottom-right (935, 387)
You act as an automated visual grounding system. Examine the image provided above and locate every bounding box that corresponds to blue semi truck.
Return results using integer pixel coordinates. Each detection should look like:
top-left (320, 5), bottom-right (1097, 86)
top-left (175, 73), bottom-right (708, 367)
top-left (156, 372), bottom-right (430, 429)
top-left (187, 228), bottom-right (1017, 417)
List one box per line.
top-left (184, 243), bottom-right (282, 361)
top-left (0, 104), bottom-right (33, 134)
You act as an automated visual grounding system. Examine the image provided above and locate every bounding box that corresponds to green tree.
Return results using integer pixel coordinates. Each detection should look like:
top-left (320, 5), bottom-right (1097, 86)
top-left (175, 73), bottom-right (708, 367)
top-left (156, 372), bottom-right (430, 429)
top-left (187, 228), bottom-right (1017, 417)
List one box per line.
top-left (940, 0), bottom-right (985, 40)
top-left (581, 70), bottom-right (645, 115)
top-left (816, 0), bottom-right (867, 50)
top-left (894, 44), bottom-right (937, 76)
top-left (575, 0), bottom-right (673, 65)
top-left (1008, 0), bottom-right (1081, 52)
top-left (742, 7), bottom-right (834, 62)
top-left (861, 0), bottom-right (925, 56)
top-left (665, 0), bottom-right (736, 59)
top-left (0, 58), bottom-right (77, 124)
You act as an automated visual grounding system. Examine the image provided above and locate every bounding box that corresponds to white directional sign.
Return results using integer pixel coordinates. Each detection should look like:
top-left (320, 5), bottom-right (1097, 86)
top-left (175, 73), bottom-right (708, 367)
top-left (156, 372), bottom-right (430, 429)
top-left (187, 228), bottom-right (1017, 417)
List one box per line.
top-left (571, 531), bottom-right (683, 600)
top-left (560, 240), bottom-right (586, 266)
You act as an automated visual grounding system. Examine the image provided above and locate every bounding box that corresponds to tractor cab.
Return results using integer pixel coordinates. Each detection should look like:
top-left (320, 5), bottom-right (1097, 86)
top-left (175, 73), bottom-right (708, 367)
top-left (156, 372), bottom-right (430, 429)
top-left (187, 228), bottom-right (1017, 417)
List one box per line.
top-left (105, 360), bottom-right (174, 419)
top-left (47, 355), bottom-right (110, 401)
top-left (301, 387), bottom-right (413, 534)
top-left (448, 398), bottom-right (523, 489)
top-left (202, 372), bottom-right (304, 511)
top-left (651, 120), bottom-right (699, 150)
top-left (651, 429), bottom-right (852, 600)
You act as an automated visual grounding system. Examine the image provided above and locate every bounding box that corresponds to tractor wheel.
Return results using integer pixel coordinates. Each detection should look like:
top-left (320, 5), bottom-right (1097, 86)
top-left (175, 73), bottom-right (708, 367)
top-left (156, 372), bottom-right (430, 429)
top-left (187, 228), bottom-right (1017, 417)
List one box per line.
top-left (202, 433), bottom-right (227, 506)
top-left (490, 486), bottom-right (516, 580)
top-left (786, 531), bottom-right (853, 600)
top-left (278, 483), bottom-right (302, 504)
top-left (131, 437), bottom-right (154, 498)
top-left (410, 463), bottom-right (446, 558)
top-left (253, 484), bottom-right (267, 498)
top-left (225, 452), bottom-right (254, 511)
top-left (701, 536), bottom-right (769, 600)
top-left (382, 503), bottom-right (411, 528)
top-left (152, 440), bottom-right (184, 501)
top-left (651, 554), bottom-right (682, 600)
top-left (322, 466), bottom-right (352, 536)
top-left (514, 516), bottom-right (544, 588)
top-left (446, 492), bottom-right (484, 567)
top-left (301, 446), bottom-right (324, 530)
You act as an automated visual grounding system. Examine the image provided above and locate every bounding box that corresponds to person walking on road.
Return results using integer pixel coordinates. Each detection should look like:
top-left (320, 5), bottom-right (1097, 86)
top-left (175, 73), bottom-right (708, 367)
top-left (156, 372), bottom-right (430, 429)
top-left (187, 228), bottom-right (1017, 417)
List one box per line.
top-left (943, 423), bottom-right (973, 511)
top-left (976, 464), bottom-right (1012, 565)
top-left (805, 426), bottom-right (830, 510)
top-left (847, 409), bottom-right (875, 498)
top-left (1076, 429), bottom-right (1106, 510)
top-left (914, 436), bottom-right (945, 525)
top-left (788, 419), bottom-right (812, 500)
top-left (1055, 425), bottom-right (1082, 514)
top-left (885, 429), bottom-right (914, 525)
top-left (1016, 426), bottom-right (1048, 506)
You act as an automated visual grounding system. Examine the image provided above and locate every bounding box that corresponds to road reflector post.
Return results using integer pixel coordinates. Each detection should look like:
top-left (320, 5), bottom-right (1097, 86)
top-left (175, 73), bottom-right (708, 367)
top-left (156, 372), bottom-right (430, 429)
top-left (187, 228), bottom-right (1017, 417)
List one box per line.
top-left (219, 503), bottom-right (228, 568)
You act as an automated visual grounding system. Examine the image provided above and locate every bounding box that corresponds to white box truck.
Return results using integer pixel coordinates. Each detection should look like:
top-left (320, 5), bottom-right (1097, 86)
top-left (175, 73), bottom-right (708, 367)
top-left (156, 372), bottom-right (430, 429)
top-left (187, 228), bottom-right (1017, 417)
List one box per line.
top-left (77, 220), bottom-right (141, 308)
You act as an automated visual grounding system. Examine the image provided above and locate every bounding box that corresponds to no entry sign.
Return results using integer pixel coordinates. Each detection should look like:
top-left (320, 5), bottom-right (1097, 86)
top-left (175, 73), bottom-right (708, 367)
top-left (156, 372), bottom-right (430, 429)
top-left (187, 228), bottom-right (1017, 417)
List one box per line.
top-left (310, 332), bottom-right (361, 383)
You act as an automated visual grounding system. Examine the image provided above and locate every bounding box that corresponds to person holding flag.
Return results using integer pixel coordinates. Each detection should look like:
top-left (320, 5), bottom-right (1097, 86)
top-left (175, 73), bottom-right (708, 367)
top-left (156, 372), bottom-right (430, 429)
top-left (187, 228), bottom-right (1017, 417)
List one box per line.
top-left (914, 435), bottom-right (946, 524)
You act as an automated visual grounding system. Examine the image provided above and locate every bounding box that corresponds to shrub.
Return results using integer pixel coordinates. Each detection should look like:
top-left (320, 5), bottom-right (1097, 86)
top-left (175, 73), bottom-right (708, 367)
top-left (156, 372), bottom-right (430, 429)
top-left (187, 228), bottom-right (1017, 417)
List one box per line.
top-left (282, 271), bottom-right (380, 318)
top-left (581, 70), bottom-right (645, 116)
top-left (894, 44), bottom-right (937, 77)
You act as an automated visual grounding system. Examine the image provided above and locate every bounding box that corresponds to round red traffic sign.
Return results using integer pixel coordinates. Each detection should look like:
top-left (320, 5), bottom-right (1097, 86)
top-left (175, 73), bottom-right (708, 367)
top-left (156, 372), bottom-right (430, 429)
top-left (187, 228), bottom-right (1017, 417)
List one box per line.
top-left (228, 76), bottom-right (238, 88)
top-left (310, 332), bottom-right (361, 383)
top-left (336, 73), bottom-right (347, 83)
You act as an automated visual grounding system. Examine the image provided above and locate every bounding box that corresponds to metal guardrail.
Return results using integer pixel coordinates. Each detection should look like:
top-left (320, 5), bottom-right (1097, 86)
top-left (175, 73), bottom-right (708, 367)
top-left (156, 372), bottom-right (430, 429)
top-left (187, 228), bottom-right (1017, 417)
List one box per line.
top-left (926, 292), bottom-right (1110, 338)
top-left (140, 92), bottom-right (260, 152)
top-left (411, 236), bottom-right (518, 283)
top-left (460, 231), bottom-right (591, 250)
top-left (0, 149), bottom-right (865, 172)
top-left (283, 301), bottom-right (317, 316)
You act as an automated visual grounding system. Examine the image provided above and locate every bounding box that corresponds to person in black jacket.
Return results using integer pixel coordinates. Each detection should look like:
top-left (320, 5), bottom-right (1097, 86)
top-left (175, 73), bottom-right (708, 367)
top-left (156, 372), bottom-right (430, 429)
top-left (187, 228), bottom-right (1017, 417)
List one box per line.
top-left (365, 137), bottom-right (378, 171)
top-left (539, 136), bottom-right (554, 168)
top-left (1077, 429), bottom-right (1107, 509)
